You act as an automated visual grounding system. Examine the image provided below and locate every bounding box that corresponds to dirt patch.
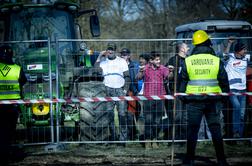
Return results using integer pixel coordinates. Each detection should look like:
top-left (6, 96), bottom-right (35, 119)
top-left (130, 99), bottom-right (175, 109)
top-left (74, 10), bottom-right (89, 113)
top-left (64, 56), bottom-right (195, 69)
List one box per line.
top-left (9, 141), bottom-right (252, 166)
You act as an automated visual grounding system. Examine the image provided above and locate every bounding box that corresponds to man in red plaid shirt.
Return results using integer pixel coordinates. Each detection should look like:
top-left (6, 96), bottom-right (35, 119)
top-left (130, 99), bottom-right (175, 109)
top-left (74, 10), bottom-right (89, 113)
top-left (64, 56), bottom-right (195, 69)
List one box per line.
top-left (136, 51), bottom-right (169, 149)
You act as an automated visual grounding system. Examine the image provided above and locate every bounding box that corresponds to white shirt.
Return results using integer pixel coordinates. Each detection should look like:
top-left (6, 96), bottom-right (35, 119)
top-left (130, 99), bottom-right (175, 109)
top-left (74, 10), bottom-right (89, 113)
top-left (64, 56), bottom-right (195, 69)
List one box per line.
top-left (224, 53), bottom-right (250, 90)
top-left (100, 56), bottom-right (129, 88)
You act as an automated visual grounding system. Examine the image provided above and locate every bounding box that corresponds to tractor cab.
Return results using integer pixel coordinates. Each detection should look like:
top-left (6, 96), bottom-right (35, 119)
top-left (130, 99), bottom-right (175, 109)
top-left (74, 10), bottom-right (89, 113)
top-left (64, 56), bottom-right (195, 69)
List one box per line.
top-left (0, 1), bottom-right (100, 77)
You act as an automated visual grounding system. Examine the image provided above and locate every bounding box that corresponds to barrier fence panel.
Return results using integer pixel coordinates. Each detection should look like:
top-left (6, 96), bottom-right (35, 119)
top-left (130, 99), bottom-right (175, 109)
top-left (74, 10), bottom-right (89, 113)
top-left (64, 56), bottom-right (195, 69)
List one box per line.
top-left (55, 37), bottom-right (252, 145)
top-left (56, 39), bottom-right (176, 144)
top-left (1, 37), bottom-right (252, 148)
top-left (0, 39), bottom-right (55, 145)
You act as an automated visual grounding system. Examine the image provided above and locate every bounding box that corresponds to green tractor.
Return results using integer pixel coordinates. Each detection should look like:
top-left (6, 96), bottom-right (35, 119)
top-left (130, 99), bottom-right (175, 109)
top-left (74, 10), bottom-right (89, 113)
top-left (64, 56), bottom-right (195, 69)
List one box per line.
top-left (0, 0), bottom-right (110, 142)
top-left (21, 44), bottom-right (59, 126)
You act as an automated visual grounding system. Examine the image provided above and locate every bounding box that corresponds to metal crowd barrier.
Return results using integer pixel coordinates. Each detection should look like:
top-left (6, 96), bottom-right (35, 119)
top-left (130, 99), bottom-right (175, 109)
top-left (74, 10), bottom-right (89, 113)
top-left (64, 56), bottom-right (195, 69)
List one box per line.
top-left (1, 38), bottom-right (252, 165)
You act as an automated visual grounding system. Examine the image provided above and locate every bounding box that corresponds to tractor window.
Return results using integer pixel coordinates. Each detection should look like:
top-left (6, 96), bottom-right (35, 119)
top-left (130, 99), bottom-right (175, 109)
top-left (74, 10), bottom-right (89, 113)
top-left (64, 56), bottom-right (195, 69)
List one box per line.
top-left (210, 31), bottom-right (252, 56)
top-left (7, 7), bottom-right (75, 65)
top-left (177, 31), bottom-right (193, 41)
top-left (8, 8), bottom-right (72, 44)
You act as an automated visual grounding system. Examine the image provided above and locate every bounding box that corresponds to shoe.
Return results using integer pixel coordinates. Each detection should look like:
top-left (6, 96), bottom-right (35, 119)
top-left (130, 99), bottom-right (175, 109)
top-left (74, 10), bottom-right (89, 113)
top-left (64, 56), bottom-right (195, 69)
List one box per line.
top-left (182, 158), bottom-right (194, 166)
top-left (145, 140), bottom-right (152, 150)
top-left (152, 142), bottom-right (159, 149)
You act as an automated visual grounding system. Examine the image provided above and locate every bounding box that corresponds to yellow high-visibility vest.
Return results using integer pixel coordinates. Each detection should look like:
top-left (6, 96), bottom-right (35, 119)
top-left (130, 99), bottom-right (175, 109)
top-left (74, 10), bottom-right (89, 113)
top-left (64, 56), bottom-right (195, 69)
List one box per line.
top-left (0, 63), bottom-right (21, 99)
top-left (185, 54), bottom-right (222, 93)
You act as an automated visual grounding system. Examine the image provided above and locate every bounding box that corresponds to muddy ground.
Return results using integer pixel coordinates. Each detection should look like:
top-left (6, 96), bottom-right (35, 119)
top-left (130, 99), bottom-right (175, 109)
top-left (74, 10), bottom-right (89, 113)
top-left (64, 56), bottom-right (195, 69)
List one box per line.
top-left (8, 141), bottom-right (252, 166)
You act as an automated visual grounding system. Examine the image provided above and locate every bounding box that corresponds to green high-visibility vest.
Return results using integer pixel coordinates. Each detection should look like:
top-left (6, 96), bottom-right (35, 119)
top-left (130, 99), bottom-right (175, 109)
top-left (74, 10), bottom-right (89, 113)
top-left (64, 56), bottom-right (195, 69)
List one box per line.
top-left (0, 63), bottom-right (21, 99)
top-left (185, 54), bottom-right (222, 93)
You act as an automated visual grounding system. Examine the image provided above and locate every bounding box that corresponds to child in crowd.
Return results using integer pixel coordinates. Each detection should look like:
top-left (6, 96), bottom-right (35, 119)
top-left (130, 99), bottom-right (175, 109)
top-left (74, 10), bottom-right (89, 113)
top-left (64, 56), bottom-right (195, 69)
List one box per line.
top-left (136, 51), bottom-right (169, 149)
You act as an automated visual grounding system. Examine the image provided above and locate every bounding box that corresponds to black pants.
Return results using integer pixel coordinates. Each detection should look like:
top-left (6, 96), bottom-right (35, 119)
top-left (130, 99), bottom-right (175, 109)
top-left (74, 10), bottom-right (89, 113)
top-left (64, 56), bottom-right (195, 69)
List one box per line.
top-left (0, 104), bottom-right (19, 165)
top-left (186, 101), bottom-right (226, 162)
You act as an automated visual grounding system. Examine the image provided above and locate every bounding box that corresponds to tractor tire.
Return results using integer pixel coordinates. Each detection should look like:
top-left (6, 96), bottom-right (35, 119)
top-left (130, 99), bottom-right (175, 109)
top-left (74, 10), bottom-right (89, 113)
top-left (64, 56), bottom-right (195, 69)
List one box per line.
top-left (77, 81), bottom-right (112, 141)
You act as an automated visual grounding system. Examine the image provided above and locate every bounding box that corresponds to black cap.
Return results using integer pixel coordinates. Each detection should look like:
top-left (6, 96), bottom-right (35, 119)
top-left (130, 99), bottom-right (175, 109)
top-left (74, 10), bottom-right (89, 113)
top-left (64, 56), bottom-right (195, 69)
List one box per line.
top-left (120, 48), bottom-right (130, 54)
top-left (235, 43), bottom-right (246, 52)
top-left (107, 42), bottom-right (116, 51)
top-left (0, 45), bottom-right (13, 63)
top-left (139, 53), bottom-right (150, 62)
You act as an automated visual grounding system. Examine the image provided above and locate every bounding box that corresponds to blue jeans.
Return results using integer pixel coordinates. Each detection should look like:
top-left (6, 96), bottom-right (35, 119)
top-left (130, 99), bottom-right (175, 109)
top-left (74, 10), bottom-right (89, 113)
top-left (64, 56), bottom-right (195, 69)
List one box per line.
top-left (105, 87), bottom-right (128, 141)
top-left (229, 89), bottom-right (246, 137)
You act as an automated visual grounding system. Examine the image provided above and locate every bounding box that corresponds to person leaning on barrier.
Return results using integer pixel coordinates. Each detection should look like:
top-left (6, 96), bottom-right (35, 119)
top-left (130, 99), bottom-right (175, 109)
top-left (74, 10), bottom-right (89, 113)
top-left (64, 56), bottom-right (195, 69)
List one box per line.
top-left (166, 42), bottom-right (190, 94)
top-left (136, 53), bottom-right (150, 140)
top-left (179, 30), bottom-right (230, 166)
top-left (95, 42), bottom-right (130, 145)
top-left (224, 42), bottom-right (251, 138)
top-left (137, 53), bottom-right (150, 96)
top-left (136, 51), bottom-right (169, 149)
top-left (0, 45), bottom-right (27, 165)
top-left (164, 42), bottom-right (190, 140)
top-left (120, 47), bottom-right (140, 140)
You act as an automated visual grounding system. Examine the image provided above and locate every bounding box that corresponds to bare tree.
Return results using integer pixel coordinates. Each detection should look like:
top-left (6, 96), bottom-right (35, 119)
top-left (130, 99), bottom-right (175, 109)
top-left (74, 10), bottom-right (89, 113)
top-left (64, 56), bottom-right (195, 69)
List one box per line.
top-left (14, 0), bottom-right (248, 39)
top-left (133, 0), bottom-right (226, 38)
top-left (239, 0), bottom-right (252, 23)
top-left (133, 0), bottom-right (176, 38)
top-left (221, 0), bottom-right (240, 19)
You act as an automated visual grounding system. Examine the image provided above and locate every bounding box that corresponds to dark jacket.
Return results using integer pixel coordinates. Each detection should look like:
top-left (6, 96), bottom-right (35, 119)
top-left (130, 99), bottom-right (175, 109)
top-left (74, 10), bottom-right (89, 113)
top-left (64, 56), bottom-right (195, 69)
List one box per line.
top-left (166, 55), bottom-right (185, 94)
top-left (128, 60), bottom-right (139, 95)
top-left (179, 45), bottom-right (230, 102)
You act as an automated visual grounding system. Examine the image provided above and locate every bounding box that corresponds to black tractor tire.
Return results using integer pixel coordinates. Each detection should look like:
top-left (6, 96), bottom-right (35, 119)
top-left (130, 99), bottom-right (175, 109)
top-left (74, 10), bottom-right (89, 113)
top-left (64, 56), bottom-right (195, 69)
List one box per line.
top-left (77, 81), bottom-right (112, 141)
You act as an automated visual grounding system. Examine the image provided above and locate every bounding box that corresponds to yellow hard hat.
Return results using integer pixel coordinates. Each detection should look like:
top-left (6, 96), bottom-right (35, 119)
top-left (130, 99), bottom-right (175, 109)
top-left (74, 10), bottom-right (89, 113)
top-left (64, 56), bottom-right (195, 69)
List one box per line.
top-left (192, 30), bottom-right (210, 45)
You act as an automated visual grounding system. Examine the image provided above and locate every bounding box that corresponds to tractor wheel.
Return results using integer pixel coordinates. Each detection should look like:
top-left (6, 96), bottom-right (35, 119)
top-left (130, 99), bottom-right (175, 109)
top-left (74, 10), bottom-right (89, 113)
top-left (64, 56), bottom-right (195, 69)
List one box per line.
top-left (77, 81), bottom-right (112, 141)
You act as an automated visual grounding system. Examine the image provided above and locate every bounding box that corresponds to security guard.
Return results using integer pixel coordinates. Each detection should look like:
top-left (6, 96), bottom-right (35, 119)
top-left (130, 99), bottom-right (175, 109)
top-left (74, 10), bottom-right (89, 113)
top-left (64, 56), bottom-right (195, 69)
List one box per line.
top-left (179, 30), bottom-right (230, 166)
top-left (0, 45), bottom-right (27, 165)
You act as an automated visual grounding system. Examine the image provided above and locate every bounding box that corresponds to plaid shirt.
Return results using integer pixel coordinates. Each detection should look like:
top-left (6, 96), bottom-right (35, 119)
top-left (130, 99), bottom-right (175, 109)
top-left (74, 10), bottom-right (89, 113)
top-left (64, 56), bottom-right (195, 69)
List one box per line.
top-left (143, 64), bottom-right (169, 96)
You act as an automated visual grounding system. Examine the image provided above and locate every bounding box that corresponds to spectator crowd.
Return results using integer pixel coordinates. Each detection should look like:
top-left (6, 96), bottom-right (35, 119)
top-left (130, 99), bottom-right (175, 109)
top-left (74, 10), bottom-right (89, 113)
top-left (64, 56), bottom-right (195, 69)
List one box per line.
top-left (92, 30), bottom-right (251, 166)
